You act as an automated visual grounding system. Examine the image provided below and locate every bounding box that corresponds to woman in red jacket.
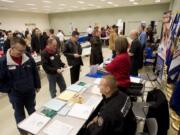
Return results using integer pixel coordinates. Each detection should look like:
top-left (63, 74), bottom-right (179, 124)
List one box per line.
top-left (105, 36), bottom-right (131, 91)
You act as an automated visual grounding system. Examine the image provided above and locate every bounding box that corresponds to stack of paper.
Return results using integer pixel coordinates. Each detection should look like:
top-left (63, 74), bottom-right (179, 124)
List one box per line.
top-left (58, 90), bottom-right (77, 101)
top-left (90, 85), bottom-right (101, 96)
top-left (90, 65), bottom-right (98, 75)
top-left (130, 76), bottom-right (141, 83)
top-left (41, 108), bottom-right (57, 118)
top-left (93, 78), bottom-right (101, 85)
top-left (77, 81), bottom-right (87, 86)
top-left (44, 99), bottom-right (66, 111)
top-left (58, 103), bottom-right (73, 116)
top-left (43, 120), bottom-right (73, 135)
top-left (84, 96), bottom-right (102, 108)
top-left (18, 113), bottom-right (50, 134)
top-left (68, 104), bottom-right (94, 120)
top-left (67, 84), bottom-right (84, 92)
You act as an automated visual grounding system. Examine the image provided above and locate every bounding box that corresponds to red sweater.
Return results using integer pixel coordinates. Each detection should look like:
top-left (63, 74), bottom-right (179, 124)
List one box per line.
top-left (105, 52), bottom-right (131, 88)
top-left (11, 55), bottom-right (22, 65)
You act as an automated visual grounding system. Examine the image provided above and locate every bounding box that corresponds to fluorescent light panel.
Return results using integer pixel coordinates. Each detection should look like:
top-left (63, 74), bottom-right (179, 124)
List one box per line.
top-left (133, 2), bottom-right (138, 5)
top-left (107, 1), bottom-right (113, 4)
top-left (1, 0), bottom-right (15, 3)
top-left (155, 0), bottom-right (160, 3)
top-left (77, 1), bottom-right (84, 4)
top-left (25, 3), bottom-right (36, 6)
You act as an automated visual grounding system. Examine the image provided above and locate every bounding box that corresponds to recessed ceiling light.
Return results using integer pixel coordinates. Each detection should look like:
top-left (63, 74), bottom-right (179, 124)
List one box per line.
top-left (155, 0), bottom-right (160, 3)
top-left (129, 0), bottom-right (135, 2)
top-left (113, 4), bottom-right (119, 7)
top-left (42, 0), bottom-right (51, 3)
top-left (77, 1), bottom-right (84, 4)
top-left (133, 2), bottom-right (138, 5)
top-left (1, 0), bottom-right (15, 3)
top-left (107, 1), bottom-right (113, 4)
top-left (25, 3), bottom-right (36, 6)
top-left (88, 4), bottom-right (94, 7)
top-left (59, 3), bottom-right (66, 6)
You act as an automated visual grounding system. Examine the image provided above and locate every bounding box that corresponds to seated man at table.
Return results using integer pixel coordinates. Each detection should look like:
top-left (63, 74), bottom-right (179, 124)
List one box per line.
top-left (83, 75), bottom-right (136, 135)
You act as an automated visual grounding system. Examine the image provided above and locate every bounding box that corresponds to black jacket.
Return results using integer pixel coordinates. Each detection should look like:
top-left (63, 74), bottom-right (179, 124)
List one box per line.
top-left (90, 36), bottom-right (103, 65)
top-left (64, 40), bottom-right (83, 66)
top-left (3, 39), bottom-right (11, 54)
top-left (41, 50), bottom-right (65, 74)
top-left (130, 38), bottom-right (143, 69)
top-left (147, 89), bottom-right (170, 135)
top-left (85, 91), bottom-right (136, 135)
top-left (31, 35), bottom-right (41, 53)
top-left (41, 35), bottom-right (49, 50)
top-left (0, 51), bottom-right (41, 96)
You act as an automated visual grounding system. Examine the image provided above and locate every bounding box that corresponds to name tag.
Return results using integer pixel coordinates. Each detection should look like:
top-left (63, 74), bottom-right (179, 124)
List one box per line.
top-left (26, 65), bottom-right (31, 68)
top-left (50, 56), bottom-right (55, 60)
top-left (8, 66), bottom-right (16, 70)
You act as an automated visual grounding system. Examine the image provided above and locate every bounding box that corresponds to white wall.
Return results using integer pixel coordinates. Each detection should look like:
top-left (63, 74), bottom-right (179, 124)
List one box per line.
top-left (169, 0), bottom-right (180, 13)
top-left (0, 3), bottom-right (170, 35)
top-left (49, 3), bottom-right (169, 36)
top-left (0, 10), bottom-right (49, 32)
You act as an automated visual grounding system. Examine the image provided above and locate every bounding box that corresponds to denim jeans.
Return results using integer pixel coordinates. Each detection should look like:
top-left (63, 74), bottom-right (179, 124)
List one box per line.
top-left (47, 73), bottom-right (66, 98)
top-left (9, 93), bottom-right (36, 134)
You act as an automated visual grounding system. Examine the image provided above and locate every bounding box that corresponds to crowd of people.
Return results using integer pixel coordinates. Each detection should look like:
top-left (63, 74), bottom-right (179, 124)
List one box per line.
top-left (0, 28), bottom-right (65, 56)
top-left (0, 23), bottom-right (150, 135)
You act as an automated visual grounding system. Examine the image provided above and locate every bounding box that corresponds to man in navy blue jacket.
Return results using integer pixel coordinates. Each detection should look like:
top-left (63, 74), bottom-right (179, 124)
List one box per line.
top-left (0, 37), bottom-right (41, 135)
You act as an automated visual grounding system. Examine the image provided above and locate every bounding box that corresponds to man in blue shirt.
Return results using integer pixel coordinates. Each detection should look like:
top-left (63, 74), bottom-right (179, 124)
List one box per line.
top-left (139, 25), bottom-right (147, 50)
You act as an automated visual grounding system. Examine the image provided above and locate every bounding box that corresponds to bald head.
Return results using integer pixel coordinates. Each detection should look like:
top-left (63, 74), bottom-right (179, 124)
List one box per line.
top-left (130, 30), bottom-right (139, 40)
top-left (99, 75), bottom-right (118, 97)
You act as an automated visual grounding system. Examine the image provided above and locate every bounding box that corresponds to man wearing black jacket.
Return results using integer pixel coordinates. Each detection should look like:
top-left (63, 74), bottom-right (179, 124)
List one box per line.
top-left (0, 37), bottom-right (41, 135)
top-left (64, 31), bottom-right (83, 84)
top-left (41, 37), bottom-right (66, 98)
top-left (82, 75), bottom-right (136, 135)
top-left (129, 30), bottom-right (143, 76)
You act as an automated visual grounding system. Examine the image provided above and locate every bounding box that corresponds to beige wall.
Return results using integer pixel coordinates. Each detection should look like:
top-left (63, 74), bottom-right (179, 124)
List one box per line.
top-left (0, 3), bottom-right (170, 35)
top-left (0, 10), bottom-right (49, 32)
top-left (49, 3), bottom-right (169, 36)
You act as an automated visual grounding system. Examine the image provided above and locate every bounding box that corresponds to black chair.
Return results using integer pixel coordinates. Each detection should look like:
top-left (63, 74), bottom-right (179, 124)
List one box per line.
top-left (126, 82), bottom-right (144, 102)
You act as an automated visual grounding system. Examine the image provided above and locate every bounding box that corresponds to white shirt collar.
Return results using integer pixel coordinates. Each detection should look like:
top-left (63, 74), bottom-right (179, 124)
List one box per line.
top-left (6, 49), bottom-right (29, 66)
